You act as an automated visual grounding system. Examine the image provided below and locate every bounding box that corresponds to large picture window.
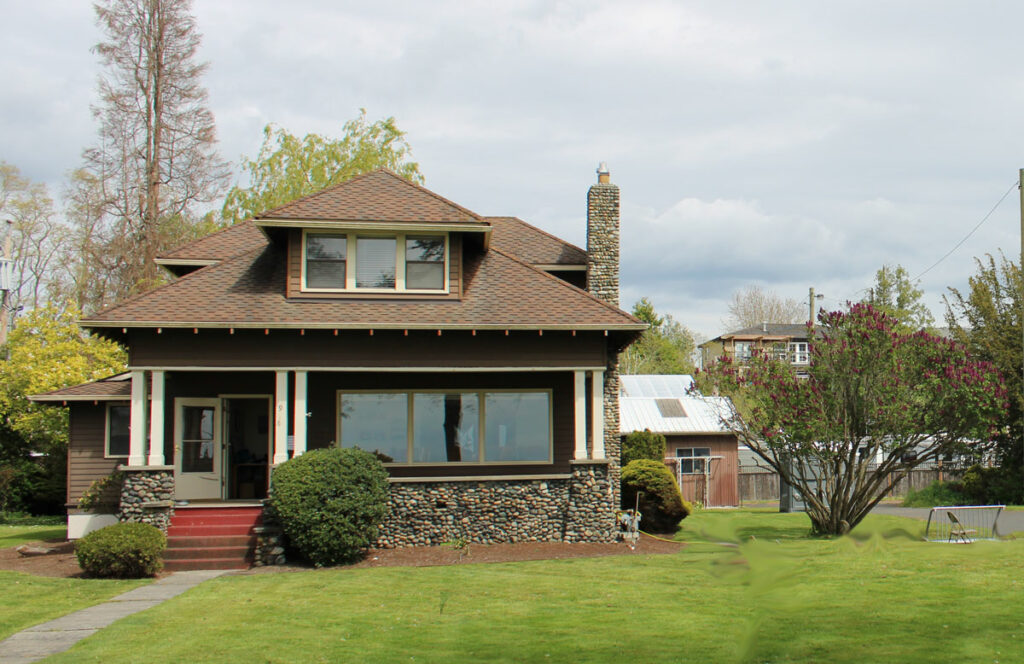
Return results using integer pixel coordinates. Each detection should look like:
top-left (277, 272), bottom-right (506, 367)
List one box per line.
top-left (105, 403), bottom-right (131, 458)
top-left (338, 390), bottom-right (551, 464)
top-left (302, 231), bottom-right (447, 293)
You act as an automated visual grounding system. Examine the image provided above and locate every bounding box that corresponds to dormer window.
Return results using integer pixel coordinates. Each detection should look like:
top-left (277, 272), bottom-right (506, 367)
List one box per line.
top-left (302, 230), bottom-right (448, 293)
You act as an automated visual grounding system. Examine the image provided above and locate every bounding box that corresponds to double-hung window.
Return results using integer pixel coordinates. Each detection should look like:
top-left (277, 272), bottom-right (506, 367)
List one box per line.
top-left (789, 342), bottom-right (809, 364)
top-left (302, 231), bottom-right (447, 293)
top-left (338, 390), bottom-right (551, 464)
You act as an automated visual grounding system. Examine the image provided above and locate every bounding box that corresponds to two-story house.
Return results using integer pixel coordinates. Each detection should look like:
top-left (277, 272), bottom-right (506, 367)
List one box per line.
top-left (698, 322), bottom-right (812, 377)
top-left (32, 166), bottom-right (645, 568)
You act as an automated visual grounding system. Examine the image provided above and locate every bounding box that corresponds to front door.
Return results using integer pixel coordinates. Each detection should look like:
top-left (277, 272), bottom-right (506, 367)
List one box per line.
top-left (174, 398), bottom-right (223, 500)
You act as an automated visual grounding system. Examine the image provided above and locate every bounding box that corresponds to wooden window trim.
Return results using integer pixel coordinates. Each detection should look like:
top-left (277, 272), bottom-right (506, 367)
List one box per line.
top-left (104, 402), bottom-right (131, 459)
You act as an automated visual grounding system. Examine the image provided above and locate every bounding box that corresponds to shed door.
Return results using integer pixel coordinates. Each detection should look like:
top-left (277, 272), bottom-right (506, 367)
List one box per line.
top-left (174, 398), bottom-right (223, 500)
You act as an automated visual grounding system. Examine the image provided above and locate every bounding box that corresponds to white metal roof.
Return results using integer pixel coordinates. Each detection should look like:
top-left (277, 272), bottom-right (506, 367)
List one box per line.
top-left (619, 374), bottom-right (694, 398)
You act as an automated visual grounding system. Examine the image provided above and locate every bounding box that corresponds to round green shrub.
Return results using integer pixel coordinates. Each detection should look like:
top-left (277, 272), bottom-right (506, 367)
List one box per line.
top-left (622, 429), bottom-right (667, 467)
top-left (621, 459), bottom-right (691, 533)
top-left (75, 522), bottom-right (166, 578)
top-left (269, 447), bottom-right (390, 566)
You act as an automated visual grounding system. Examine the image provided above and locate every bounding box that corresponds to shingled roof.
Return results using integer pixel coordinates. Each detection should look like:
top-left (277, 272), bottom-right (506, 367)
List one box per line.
top-left (485, 217), bottom-right (586, 266)
top-left (158, 220), bottom-right (267, 262)
top-left (29, 373), bottom-right (132, 402)
top-left (82, 244), bottom-right (642, 331)
top-left (256, 169), bottom-right (485, 224)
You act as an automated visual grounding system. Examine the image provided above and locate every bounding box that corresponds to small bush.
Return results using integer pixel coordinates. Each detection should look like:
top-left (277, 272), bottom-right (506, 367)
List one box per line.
top-left (75, 522), bottom-right (166, 578)
top-left (622, 429), bottom-right (667, 468)
top-left (269, 447), bottom-right (390, 566)
top-left (902, 481), bottom-right (970, 508)
top-left (621, 459), bottom-right (691, 533)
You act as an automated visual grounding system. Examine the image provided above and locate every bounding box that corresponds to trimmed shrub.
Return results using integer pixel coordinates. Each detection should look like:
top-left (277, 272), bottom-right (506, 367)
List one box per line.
top-left (961, 464), bottom-right (1023, 505)
top-left (621, 459), bottom-right (691, 533)
top-left (622, 429), bottom-right (667, 468)
top-left (902, 480), bottom-right (970, 508)
top-left (75, 522), bottom-right (166, 578)
top-left (269, 447), bottom-right (390, 566)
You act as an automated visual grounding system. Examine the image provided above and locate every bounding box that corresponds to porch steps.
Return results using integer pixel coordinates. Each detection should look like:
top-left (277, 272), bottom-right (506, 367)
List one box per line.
top-left (163, 505), bottom-right (263, 571)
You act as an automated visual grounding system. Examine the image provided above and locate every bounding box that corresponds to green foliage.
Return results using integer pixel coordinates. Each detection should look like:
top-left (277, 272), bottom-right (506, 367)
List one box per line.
top-left (222, 110), bottom-right (423, 223)
top-left (75, 522), bottom-right (166, 578)
top-left (620, 459), bottom-right (691, 532)
top-left (901, 481), bottom-right (969, 508)
top-left (78, 470), bottom-right (126, 513)
top-left (865, 264), bottom-right (934, 331)
top-left (945, 253), bottom-right (1023, 494)
top-left (622, 429), bottom-right (667, 467)
top-left (700, 302), bottom-right (1006, 535)
top-left (0, 513), bottom-right (65, 526)
top-left (961, 464), bottom-right (1022, 505)
top-left (621, 297), bottom-right (697, 374)
top-left (269, 447), bottom-right (390, 566)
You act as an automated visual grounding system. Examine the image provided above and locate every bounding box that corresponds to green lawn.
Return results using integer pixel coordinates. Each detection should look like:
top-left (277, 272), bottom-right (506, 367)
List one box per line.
top-left (42, 510), bottom-right (1024, 663)
top-left (0, 524), bottom-right (67, 549)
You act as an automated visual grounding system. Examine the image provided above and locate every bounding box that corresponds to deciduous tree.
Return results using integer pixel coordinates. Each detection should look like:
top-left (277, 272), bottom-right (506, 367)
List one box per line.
top-left (723, 285), bottom-right (805, 330)
top-left (699, 303), bottom-right (1004, 535)
top-left (222, 110), bottom-right (423, 223)
top-left (945, 253), bottom-right (1022, 501)
top-left (865, 263), bottom-right (934, 331)
top-left (620, 297), bottom-right (697, 374)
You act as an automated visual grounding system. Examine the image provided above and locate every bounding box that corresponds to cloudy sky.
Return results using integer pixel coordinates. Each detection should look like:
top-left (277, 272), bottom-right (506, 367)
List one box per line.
top-left (2, 0), bottom-right (1021, 337)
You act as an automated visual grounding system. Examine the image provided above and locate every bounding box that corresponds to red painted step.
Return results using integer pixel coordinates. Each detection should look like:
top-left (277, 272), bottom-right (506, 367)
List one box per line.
top-left (163, 506), bottom-right (266, 571)
top-left (164, 558), bottom-right (250, 571)
top-left (164, 546), bottom-right (253, 561)
top-left (166, 535), bottom-right (255, 548)
top-left (167, 524), bottom-right (258, 537)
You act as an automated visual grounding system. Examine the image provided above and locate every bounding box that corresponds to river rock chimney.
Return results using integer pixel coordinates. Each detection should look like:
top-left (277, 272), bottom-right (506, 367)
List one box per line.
top-left (586, 162), bottom-right (620, 307)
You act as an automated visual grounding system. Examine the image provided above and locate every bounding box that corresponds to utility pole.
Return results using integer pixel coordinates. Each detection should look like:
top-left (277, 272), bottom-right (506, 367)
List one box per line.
top-left (1019, 168), bottom-right (1023, 487)
top-left (0, 220), bottom-right (11, 347)
top-left (809, 287), bottom-right (815, 326)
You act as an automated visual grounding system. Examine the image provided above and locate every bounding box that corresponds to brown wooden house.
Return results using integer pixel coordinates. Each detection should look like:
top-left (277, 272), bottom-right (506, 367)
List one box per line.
top-left (31, 166), bottom-right (644, 568)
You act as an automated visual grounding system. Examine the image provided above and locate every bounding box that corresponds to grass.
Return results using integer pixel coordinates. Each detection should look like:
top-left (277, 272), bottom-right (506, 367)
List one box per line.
top-left (0, 524), bottom-right (67, 549)
top-left (40, 509), bottom-right (1024, 663)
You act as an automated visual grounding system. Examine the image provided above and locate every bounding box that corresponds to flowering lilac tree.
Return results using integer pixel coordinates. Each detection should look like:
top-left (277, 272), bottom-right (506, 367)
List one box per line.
top-left (699, 303), bottom-right (1006, 535)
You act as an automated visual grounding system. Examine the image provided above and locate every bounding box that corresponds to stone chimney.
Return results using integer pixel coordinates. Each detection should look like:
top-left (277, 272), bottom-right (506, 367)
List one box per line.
top-left (586, 162), bottom-right (620, 307)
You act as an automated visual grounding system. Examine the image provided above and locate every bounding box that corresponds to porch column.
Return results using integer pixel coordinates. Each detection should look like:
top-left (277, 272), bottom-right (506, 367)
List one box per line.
top-left (293, 370), bottom-right (307, 457)
top-left (128, 370), bottom-right (147, 467)
top-left (591, 369), bottom-right (605, 459)
top-left (273, 370), bottom-right (289, 464)
top-left (573, 370), bottom-right (587, 459)
top-left (147, 370), bottom-right (165, 466)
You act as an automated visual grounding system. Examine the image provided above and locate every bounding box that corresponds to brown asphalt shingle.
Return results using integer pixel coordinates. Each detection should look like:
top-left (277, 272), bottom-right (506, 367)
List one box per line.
top-left (158, 220), bottom-right (268, 262)
top-left (30, 374), bottom-right (132, 401)
top-left (256, 170), bottom-right (485, 224)
top-left (83, 244), bottom-right (641, 330)
top-left (485, 217), bottom-right (586, 266)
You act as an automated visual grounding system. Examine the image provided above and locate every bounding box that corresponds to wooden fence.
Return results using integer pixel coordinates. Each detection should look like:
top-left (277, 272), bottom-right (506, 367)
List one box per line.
top-left (739, 468), bottom-right (963, 503)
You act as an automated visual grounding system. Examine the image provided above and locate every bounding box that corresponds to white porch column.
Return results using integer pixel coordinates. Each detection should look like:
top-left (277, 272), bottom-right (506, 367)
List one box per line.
top-left (128, 370), bottom-right (147, 467)
top-left (591, 369), bottom-right (605, 459)
top-left (273, 370), bottom-right (289, 464)
top-left (573, 370), bottom-right (587, 459)
top-left (147, 370), bottom-right (165, 466)
top-left (293, 370), bottom-right (307, 457)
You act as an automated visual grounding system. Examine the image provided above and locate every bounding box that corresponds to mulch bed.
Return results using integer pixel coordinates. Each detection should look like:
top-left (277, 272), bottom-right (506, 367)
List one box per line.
top-left (0, 535), bottom-right (683, 579)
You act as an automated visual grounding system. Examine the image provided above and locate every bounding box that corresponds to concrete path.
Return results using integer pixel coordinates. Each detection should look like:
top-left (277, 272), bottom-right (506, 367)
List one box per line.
top-left (0, 570), bottom-right (228, 664)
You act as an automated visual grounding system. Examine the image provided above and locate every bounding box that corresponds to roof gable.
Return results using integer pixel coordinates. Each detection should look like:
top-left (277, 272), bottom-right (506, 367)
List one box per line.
top-left (256, 170), bottom-right (485, 224)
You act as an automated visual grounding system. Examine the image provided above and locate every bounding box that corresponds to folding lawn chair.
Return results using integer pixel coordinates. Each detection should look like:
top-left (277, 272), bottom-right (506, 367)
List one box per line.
top-left (947, 511), bottom-right (977, 543)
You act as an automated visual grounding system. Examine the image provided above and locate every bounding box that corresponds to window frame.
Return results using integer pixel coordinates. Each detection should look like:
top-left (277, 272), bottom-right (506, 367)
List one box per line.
top-left (336, 388), bottom-right (553, 466)
top-left (788, 341), bottom-right (810, 364)
top-left (104, 402), bottom-right (131, 459)
top-left (675, 447), bottom-right (711, 474)
top-left (300, 229), bottom-right (449, 294)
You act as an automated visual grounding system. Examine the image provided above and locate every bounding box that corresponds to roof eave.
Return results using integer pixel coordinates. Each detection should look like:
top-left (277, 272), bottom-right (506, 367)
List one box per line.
top-left (79, 320), bottom-right (648, 332)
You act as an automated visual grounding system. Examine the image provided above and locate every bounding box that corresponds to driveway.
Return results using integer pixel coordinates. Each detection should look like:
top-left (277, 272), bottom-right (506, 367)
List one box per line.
top-left (871, 504), bottom-right (1024, 535)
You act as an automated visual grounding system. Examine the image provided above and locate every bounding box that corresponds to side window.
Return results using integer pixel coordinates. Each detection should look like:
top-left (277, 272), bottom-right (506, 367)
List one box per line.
top-left (106, 404), bottom-right (131, 458)
top-left (405, 237), bottom-right (445, 290)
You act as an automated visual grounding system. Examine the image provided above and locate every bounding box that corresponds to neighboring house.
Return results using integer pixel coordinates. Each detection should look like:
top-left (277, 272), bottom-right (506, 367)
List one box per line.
top-left (698, 322), bottom-right (812, 376)
top-left (31, 166), bottom-right (645, 567)
top-left (619, 374), bottom-right (738, 507)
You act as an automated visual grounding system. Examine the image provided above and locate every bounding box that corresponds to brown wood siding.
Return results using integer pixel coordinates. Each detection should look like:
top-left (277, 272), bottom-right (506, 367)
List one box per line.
top-left (129, 329), bottom-right (608, 369)
top-left (665, 434), bottom-right (739, 507)
top-left (286, 229), bottom-right (462, 301)
top-left (67, 404), bottom-right (122, 505)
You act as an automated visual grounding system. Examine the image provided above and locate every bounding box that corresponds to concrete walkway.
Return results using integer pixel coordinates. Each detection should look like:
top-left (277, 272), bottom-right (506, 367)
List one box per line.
top-left (0, 570), bottom-right (228, 664)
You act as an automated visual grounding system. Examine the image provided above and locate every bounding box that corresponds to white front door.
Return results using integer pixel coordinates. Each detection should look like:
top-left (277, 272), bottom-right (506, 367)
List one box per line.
top-left (174, 398), bottom-right (223, 500)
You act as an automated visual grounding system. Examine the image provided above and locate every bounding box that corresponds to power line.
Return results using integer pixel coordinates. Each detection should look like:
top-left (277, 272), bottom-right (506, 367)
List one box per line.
top-left (911, 179), bottom-right (1018, 283)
